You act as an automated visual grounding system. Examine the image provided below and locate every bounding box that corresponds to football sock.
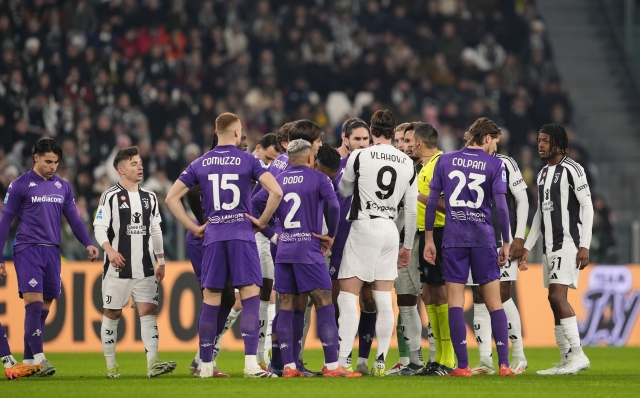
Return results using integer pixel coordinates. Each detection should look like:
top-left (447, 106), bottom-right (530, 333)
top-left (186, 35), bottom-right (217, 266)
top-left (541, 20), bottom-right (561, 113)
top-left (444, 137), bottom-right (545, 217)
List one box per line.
top-left (358, 310), bottom-right (376, 363)
top-left (140, 315), bottom-right (159, 367)
top-left (503, 298), bottom-right (525, 358)
top-left (240, 296), bottom-right (261, 369)
top-left (300, 305), bottom-right (312, 362)
top-left (24, 309), bottom-right (48, 364)
top-left (448, 306), bottom-right (468, 369)
top-left (437, 303), bottom-right (455, 368)
top-left (554, 325), bottom-right (572, 363)
top-left (1, 324), bottom-right (16, 368)
top-left (24, 302), bottom-right (44, 362)
top-left (270, 312), bottom-right (283, 370)
top-left (427, 320), bottom-right (436, 363)
top-left (372, 290), bottom-right (393, 366)
top-left (101, 316), bottom-right (119, 368)
top-left (198, 303), bottom-right (219, 363)
top-left (396, 313), bottom-right (409, 363)
top-left (426, 304), bottom-right (441, 363)
top-left (194, 349), bottom-right (200, 362)
top-left (337, 291), bottom-right (358, 363)
top-left (214, 306), bottom-right (232, 344)
top-left (257, 300), bottom-right (270, 364)
top-left (473, 303), bottom-right (492, 362)
top-left (316, 304), bottom-right (339, 366)
top-left (560, 316), bottom-right (583, 356)
top-left (275, 309), bottom-right (295, 369)
top-left (216, 308), bottom-right (241, 351)
top-left (399, 305), bottom-right (423, 365)
top-left (293, 309), bottom-right (305, 364)
top-left (265, 303), bottom-right (275, 364)
top-left (489, 309), bottom-right (510, 367)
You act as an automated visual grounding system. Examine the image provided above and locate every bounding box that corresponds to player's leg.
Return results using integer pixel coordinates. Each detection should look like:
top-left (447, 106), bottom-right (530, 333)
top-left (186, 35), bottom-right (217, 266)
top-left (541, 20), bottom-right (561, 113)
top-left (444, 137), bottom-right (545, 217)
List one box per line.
top-left (329, 249), bottom-right (343, 325)
top-left (277, 292), bottom-right (299, 377)
top-left (185, 239), bottom-right (203, 374)
top-left (500, 279), bottom-right (526, 373)
top-left (356, 284), bottom-right (376, 375)
top-left (212, 282), bottom-right (236, 362)
top-left (421, 284), bottom-right (438, 365)
top-left (1, 322), bottom-right (41, 379)
top-left (257, 233), bottom-right (275, 368)
top-left (292, 294), bottom-right (307, 370)
top-left (470, 284), bottom-right (494, 374)
top-left (337, 276), bottom-right (364, 369)
top-left (298, 297), bottom-right (314, 375)
top-left (101, 274), bottom-right (136, 378)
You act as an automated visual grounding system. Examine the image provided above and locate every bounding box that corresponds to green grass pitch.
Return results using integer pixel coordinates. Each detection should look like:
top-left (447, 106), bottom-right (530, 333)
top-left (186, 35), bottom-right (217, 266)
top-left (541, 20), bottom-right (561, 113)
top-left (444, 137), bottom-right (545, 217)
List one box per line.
top-left (3, 348), bottom-right (639, 397)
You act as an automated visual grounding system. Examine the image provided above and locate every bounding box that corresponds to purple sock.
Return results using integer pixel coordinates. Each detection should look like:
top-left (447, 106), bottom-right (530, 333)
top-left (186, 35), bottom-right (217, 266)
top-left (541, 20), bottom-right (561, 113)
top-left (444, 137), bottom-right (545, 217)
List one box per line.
top-left (199, 303), bottom-right (220, 362)
top-left (275, 309), bottom-right (294, 366)
top-left (316, 305), bottom-right (338, 364)
top-left (449, 306), bottom-right (468, 369)
top-left (490, 309), bottom-right (510, 367)
top-left (293, 309), bottom-right (305, 363)
top-left (24, 309), bottom-right (49, 360)
top-left (216, 306), bottom-right (232, 337)
top-left (358, 311), bottom-right (376, 359)
top-left (270, 312), bottom-right (283, 370)
top-left (0, 323), bottom-right (11, 358)
top-left (24, 302), bottom-right (44, 356)
top-left (240, 296), bottom-right (260, 355)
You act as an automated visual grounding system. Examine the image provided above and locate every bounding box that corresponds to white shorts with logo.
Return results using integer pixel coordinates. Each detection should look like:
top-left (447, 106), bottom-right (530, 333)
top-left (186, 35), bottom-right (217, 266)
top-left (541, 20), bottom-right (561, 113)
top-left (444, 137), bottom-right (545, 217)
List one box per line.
top-left (543, 245), bottom-right (579, 289)
top-left (395, 234), bottom-right (421, 295)
top-left (339, 219), bottom-right (399, 283)
top-left (466, 257), bottom-right (518, 285)
top-left (256, 233), bottom-right (274, 279)
top-left (102, 275), bottom-right (158, 310)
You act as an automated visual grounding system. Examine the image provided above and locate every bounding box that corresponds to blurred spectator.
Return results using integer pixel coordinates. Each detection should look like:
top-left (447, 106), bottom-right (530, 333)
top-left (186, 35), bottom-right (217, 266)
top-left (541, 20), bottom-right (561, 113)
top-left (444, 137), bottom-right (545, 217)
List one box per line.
top-left (591, 195), bottom-right (618, 264)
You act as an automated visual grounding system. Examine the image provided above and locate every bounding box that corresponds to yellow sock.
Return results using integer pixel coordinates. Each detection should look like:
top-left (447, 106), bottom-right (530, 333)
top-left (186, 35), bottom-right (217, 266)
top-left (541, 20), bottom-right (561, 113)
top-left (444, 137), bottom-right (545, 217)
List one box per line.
top-left (437, 303), bottom-right (455, 368)
top-left (426, 304), bottom-right (442, 364)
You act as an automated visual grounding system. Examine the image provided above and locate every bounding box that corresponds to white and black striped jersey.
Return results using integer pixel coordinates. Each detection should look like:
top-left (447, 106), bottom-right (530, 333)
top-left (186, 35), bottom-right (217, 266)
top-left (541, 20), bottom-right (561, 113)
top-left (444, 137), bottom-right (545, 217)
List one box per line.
top-left (94, 184), bottom-right (162, 278)
top-left (491, 154), bottom-right (527, 245)
top-left (534, 157), bottom-right (591, 253)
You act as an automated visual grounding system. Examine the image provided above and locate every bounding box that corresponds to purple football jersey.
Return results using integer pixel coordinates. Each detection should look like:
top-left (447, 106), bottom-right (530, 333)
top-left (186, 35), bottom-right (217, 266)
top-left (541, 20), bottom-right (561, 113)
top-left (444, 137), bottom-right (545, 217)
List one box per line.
top-left (332, 156), bottom-right (352, 250)
top-left (431, 148), bottom-right (507, 248)
top-left (253, 165), bottom-right (336, 264)
top-left (179, 145), bottom-right (267, 245)
top-left (2, 169), bottom-right (81, 253)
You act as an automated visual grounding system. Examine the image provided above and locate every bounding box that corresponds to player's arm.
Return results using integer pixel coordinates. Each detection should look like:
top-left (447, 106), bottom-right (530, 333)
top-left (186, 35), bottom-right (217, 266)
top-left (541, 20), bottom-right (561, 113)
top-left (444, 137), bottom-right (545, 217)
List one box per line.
top-left (494, 193), bottom-right (511, 266)
top-left (148, 193), bottom-right (166, 282)
top-left (570, 167), bottom-right (593, 270)
top-left (254, 171), bottom-right (283, 228)
top-left (94, 192), bottom-right (126, 269)
top-left (0, 184), bottom-right (21, 275)
top-left (423, 161), bottom-right (443, 265)
top-left (338, 150), bottom-right (359, 198)
top-left (165, 167), bottom-right (206, 236)
top-left (508, 163), bottom-right (529, 260)
top-left (185, 185), bottom-right (206, 225)
top-left (313, 176), bottom-right (340, 255)
top-left (248, 189), bottom-right (278, 243)
top-left (520, 203), bottom-right (541, 270)
top-left (62, 186), bottom-right (98, 261)
top-left (399, 170), bottom-right (418, 267)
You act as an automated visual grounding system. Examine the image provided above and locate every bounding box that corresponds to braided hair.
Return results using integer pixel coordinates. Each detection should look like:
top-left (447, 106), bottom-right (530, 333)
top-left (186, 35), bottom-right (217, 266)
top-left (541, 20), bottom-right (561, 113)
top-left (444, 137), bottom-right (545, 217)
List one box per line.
top-left (539, 124), bottom-right (568, 156)
top-left (316, 142), bottom-right (341, 172)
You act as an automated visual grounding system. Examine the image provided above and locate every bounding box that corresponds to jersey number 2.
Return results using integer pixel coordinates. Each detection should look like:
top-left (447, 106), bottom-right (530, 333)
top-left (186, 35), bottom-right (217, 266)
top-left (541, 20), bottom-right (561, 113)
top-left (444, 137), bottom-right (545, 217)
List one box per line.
top-left (448, 171), bottom-right (486, 209)
top-left (283, 192), bottom-right (301, 229)
top-left (208, 174), bottom-right (240, 210)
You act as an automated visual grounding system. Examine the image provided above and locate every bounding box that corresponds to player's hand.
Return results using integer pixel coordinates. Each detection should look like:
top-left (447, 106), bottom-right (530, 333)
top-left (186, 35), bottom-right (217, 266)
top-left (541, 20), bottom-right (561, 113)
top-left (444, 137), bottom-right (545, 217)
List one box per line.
top-left (312, 233), bottom-right (334, 256)
top-left (576, 247), bottom-right (590, 270)
top-left (156, 264), bottom-right (165, 283)
top-left (509, 238), bottom-right (525, 261)
top-left (107, 248), bottom-right (126, 270)
top-left (498, 242), bottom-right (510, 266)
top-left (194, 221), bottom-right (208, 239)
top-left (397, 247), bottom-right (411, 268)
top-left (0, 262), bottom-right (5, 280)
top-left (245, 213), bottom-right (265, 233)
top-left (423, 239), bottom-right (437, 265)
top-left (518, 249), bottom-right (530, 270)
top-left (87, 245), bottom-right (99, 261)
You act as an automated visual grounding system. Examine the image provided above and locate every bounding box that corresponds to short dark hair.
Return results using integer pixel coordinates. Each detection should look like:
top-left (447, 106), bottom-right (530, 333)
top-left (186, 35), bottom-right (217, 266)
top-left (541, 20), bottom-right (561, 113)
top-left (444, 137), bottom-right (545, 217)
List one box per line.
top-left (414, 123), bottom-right (438, 149)
top-left (467, 117), bottom-right (501, 146)
top-left (539, 123), bottom-right (569, 155)
top-left (33, 138), bottom-right (62, 162)
top-left (258, 133), bottom-right (281, 153)
top-left (290, 119), bottom-right (322, 143)
top-left (276, 121), bottom-right (295, 151)
top-left (113, 146), bottom-right (140, 170)
top-left (370, 109), bottom-right (396, 139)
top-left (404, 121), bottom-right (420, 134)
top-left (342, 117), bottom-right (369, 138)
top-left (210, 134), bottom-right (218, 150)
top-left (316, 142), bottom-right (341, 171)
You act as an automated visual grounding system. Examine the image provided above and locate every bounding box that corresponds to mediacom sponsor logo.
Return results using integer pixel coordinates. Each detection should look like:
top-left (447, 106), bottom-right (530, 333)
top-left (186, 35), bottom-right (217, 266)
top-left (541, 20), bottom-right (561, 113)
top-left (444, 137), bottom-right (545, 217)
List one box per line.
top-left (31, 194), bottom-right (64, 203)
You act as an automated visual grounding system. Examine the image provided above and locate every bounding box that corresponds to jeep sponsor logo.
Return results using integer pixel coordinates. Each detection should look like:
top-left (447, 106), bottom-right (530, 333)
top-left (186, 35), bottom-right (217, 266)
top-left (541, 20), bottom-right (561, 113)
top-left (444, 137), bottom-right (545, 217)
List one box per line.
top-left (512, 179), bottom-right (524, 187)
top-left (577, 184), bottom-right (588, 191)
top-left (31, 194), bottom-right (64, 203)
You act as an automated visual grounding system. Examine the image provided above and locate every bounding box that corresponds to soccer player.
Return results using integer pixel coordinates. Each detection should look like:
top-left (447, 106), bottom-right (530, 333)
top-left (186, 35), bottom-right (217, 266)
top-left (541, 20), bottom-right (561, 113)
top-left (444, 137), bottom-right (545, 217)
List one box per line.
top-left (253, 133), bottom-right (282, 166)
top-left (253, 139), bottom-right (361, 378)
top-left (94, 146), bottom-right (176, 378)
top-left (1, 322), bottom-right (42, 379)
top-left (0, 138), bottom-right (99, 376)
top-left (165, 112), bottom-right (283, 378)
top-left (520, 124), bottom-right (593, 375)
top-left (424, 117), bottom-right (515, 377)
top-left (337, 109), bottom-right (418, 376)
top-left (462, 131), bottom-right (529, 375)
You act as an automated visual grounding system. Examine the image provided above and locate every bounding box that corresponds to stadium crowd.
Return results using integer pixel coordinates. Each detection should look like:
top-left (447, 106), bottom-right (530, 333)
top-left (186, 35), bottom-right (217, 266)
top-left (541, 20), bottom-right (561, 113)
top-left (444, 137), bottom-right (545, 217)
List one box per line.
top-left (0, 0), bottom-right (612, 261)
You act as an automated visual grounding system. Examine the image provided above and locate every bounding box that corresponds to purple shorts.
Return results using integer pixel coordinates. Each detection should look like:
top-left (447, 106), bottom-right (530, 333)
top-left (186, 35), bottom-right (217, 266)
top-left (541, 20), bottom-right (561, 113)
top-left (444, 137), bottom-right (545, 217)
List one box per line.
top-left (14, 245), bottom-right (61, 300)
top-left (202, 240), bottom-right (262, 289)
top-left (328, 246), bottom-right (344, 281)
top-left (274, 262), bottom-right (332, 294)
top-left (185, 237), bottom-right (203, 282)
top-left (442, 247), bottom-right (499, 285)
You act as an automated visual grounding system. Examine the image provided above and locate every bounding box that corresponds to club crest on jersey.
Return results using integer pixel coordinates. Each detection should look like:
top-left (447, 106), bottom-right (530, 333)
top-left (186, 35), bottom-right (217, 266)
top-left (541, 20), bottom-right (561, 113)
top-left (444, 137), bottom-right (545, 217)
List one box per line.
top-left (29, 278), bottom-right (38, 287)
top-left (554, 173), bottom-right (561, 183)
top-left (55, 181), bottom-right (62, 189)
top-left (142, 197), bottom-right (150, 209)
top-left (120, 195), bottom-right (127, 201)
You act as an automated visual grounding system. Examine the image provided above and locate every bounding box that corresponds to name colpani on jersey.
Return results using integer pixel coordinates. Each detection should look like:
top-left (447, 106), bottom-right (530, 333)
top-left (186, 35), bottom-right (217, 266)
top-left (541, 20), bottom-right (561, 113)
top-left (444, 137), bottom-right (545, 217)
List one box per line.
top-left (452, 157), bottom-right (486, 170)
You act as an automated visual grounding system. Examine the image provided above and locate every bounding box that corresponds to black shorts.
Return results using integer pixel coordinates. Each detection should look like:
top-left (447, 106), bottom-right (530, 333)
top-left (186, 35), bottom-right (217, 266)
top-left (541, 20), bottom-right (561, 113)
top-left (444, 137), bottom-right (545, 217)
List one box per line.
top-left (419, 228), bottom-right (444, 285)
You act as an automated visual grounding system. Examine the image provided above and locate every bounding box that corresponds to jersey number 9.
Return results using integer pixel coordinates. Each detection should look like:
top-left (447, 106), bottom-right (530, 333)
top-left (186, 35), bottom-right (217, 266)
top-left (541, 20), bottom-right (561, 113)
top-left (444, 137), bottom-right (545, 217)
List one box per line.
top-left (375, 166), bottom-right (397, 200)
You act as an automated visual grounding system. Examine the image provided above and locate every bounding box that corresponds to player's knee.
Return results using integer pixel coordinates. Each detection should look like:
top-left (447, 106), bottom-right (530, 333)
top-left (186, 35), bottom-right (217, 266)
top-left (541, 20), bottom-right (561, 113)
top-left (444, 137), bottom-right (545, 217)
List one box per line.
top-left (472, 287), bottom-right (483, 304)
top-left (547, 290), bottom-right (566, 308)
top-left (362, 296), bottom-right (376, 312)
top-left (500, 283), bottom-right (512, 303)
top-left (104, 309), bottom-right (122, 320)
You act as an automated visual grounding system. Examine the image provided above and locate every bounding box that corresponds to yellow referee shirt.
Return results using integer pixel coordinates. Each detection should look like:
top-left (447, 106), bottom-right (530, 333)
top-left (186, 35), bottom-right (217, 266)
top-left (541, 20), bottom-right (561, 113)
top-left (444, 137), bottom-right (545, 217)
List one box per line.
top-left (417, 150), bottom-right (445, 231)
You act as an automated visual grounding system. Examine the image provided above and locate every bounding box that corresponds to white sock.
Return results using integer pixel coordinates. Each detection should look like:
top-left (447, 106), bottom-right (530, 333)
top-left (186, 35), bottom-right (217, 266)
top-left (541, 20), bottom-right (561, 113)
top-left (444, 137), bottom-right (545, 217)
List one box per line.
top-left (473, 303), bottom-right (492, 363)
top-left (194, 348), bottom-right (200, 362)
top-left (372, 290), bottom-right (393, 365)
top-left (33, 353), bottom-right (46, 364)
top-left (399, 305), bottom-right (423, 365)
top-left (427, 321), bottom-right (436, 362)
top-left (554, 325), bottom-right (572, 363)
top-left (357, 357), bottom-right (368, 366)
top-left (284, 362), bottom-right (297, 370)
top-left (245, 354), bottom-right (259, 370)
top-left (503, 298), bottom-right (525, 358)
top-left (258, 300), bottom-right (270, 363)
top-left (101, 316), bottom-right (119, 368)
top-left (2, 355), bottom-right (17, 368)
top-left (216, 309), bottom-right (242, 350)
top-left (265, 303), bottom-right (275, 365)
top-left (300, 304), bottom-right (312, 361)
top-left (324, 361), bottom-right (338, 370)
top-left (337, 292), bottom-right (359, 361)
top-left (560, 316), bottom-right (583, 356)
top-left (140, 315), bottom-right (159, 368)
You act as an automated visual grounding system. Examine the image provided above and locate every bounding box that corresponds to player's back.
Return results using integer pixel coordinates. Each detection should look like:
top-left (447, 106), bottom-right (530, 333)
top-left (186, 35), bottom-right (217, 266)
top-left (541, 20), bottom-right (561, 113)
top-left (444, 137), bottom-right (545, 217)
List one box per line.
top-left (274, 166), bottom-right (334, 265)
top-left (347, 144), bottom-right (415, 221)
top-left (435, 148), bottom-right (506, 248)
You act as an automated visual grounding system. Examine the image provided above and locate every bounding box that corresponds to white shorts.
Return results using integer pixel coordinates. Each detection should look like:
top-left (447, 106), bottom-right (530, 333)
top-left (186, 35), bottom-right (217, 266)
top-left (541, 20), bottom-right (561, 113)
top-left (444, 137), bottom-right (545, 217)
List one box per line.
top-left (102, 275), bottom-right (158, 310)
top-left (338, 219), bottom-right (399, 283)
top-left (543, 246), bottom-right (579, 289)
top-left (257, 233), bottom-right (274, 279)
top-left (467, 257), bottom-right (518, 285)
top-left (395, 234), bottom-right (421, 296)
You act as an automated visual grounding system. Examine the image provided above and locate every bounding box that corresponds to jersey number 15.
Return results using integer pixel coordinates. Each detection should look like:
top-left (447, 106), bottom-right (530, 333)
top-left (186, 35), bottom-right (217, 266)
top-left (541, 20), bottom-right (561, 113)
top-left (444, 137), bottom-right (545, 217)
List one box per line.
top-left (208, 174), bottom-right (240, 210)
